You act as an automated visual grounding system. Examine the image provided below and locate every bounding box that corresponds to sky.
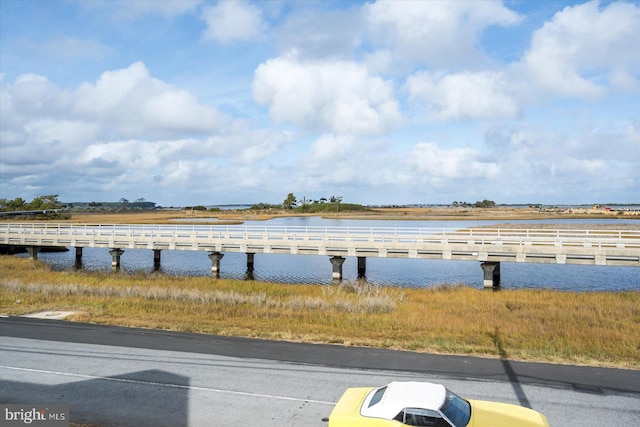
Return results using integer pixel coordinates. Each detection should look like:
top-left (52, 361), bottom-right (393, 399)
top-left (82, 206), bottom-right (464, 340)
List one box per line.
top-left (0, 0), bottom-right (639, 207)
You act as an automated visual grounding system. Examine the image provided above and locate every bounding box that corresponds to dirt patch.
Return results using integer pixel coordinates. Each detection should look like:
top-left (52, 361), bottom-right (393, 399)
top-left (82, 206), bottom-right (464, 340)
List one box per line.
top-left (22, 311), bottom-right (78, 320)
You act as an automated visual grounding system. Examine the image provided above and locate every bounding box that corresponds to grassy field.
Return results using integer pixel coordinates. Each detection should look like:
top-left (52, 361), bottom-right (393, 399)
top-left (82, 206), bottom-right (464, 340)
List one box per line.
top-left (1, 256), bottom-right (638, 369)
top-left (51, 205), bottom-right (640, 225)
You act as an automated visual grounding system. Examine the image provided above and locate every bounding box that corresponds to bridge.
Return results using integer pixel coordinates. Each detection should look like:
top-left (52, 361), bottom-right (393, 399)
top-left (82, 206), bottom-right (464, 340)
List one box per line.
top-left (1, 223), bottom-right (639, 288)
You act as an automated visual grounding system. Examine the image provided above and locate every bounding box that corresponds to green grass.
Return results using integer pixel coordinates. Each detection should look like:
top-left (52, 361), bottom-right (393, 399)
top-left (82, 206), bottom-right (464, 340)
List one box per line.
top-left (1, 256), bottom-right (638, 368)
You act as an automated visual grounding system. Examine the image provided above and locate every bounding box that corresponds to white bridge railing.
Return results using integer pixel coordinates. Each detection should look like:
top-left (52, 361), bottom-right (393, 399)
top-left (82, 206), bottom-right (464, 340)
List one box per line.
top-left (1, 223), bottom-right (639, 266)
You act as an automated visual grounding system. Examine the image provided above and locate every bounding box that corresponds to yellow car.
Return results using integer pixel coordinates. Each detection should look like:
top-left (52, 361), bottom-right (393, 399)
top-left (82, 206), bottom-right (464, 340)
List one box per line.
top-left (327, 381), bottom-right (549, 427)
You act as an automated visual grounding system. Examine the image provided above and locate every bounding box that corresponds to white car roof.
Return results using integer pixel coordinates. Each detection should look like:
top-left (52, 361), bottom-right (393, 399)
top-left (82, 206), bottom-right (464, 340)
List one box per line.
top-left (360, 381), bottom-right (447, 419)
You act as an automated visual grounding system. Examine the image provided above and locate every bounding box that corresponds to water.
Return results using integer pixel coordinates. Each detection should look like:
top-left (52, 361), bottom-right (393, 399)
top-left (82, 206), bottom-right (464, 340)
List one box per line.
top-left (22, 218), bottom-right (640, 292)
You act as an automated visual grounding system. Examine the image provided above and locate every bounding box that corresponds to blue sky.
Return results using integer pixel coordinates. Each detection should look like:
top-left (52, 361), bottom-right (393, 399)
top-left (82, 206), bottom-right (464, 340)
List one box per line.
top-left (1, 0), bottom-right (638, 206)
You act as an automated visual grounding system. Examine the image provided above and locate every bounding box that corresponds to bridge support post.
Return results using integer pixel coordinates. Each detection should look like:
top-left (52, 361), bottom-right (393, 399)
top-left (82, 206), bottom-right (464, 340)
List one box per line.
top-left (75, 247), bottom-right (83, 269)
top-left (208, 252), bottom-right (224, 278)
top-left (153, 249), bottom-right (162, 271)
top-left (480, 262), bottom-right (500, 289)
top-left (330, 256), bottom-right (346, 281)
top-left (26, 246), bottom-right (41, 260)
top-left (245, 253), bottom-right (255, 280)
top-left (109, 249), bottom-right (124, 271)
top-left (357, 257), bottom-right (367, 278)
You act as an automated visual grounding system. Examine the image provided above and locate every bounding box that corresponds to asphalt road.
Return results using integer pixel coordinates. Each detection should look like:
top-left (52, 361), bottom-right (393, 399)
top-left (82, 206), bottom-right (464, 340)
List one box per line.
top-left (1, 317), bottom-right (639, 426)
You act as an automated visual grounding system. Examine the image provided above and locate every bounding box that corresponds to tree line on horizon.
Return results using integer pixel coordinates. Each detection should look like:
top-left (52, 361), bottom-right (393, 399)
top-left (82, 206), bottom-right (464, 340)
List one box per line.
top-left (452, 200), bottom-right (497, 208)
top-left (15, 194), bottom-right (622, 215)
top-left (0, 195), bottom-right (64, 212)
top-left (250, 195), bottom-right (502, 212)
top-left (246, 193), bottom-right (367, 214)
top-left (0, 195), bottom-right (157, 213)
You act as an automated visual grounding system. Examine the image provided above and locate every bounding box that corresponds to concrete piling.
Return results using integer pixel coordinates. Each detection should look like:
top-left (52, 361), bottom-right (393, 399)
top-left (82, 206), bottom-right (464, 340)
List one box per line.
top-left (208, 252), bottom-right (224, 278)
top-left (109, 248), bottom-right (124, 271)
top-left (26, 246), bottom-right (41, 260)
top-left (75, 247), bottom-right (83, 269)
top-left (153, 249), bottom-right (162, 271)
top-left (357, 256), bottom-right (366, 278)
top-left (480, 261), bottom-right (501, 289)
top-left (330, 256), bottom-right (346, 281)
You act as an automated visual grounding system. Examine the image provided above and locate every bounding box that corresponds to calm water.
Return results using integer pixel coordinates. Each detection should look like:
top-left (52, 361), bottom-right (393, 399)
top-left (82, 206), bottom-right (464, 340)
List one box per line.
top-left (25, 217), bottom-right (640, 292)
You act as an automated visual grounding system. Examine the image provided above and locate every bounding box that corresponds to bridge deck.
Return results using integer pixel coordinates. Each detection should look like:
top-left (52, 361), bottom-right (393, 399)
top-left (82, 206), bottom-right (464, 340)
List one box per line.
top-left (1, 223), bottom-right (639, 267)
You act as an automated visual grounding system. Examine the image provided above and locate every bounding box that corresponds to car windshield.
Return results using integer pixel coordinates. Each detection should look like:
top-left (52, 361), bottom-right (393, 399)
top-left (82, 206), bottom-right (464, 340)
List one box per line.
top-left (368, 386), bottom-right (387, 407)
top-left (439, 390), bottom-right (471, 427)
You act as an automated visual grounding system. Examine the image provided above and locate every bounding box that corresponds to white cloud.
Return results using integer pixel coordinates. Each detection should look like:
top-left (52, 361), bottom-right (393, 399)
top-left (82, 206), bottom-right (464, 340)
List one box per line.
top-left (522, 1), bottom-right (640, 99)
top-left (275, 6), bottom-right (363, 60)
top-left (73, 62), bottom-right (228, 138)
top-left (365, 0), bottom-right (521, 69)
top-left (406, 142), bottom-right (500, 185)
top-left (75, 62), bottom-right (150, 115)
top-left (7, 74), bottom-right (71, 118)
top-left (253, 56), bottom-right (401, 135)
top-left (236, 133), bottom-right (289, 166)
top-left (0, 62), bottom-right (294, 203)
top-left (142, 89), bottom-right (226, 135)
top-left (202, 1), bottom-right (266, 43)
top-left (311, 134), bottom-right (354, 162)
top-left (406, 71), bottom-right (519, 120)
top-left (26, 119), bottom-right (100, 150)
top-left (0, 74), bottom-right (78, 168)
top-left (291, 134), bottom-right (402, 193)
top-left (483, 123), bottom-right (640, 200)
top-left (2, 0), bottom-right (639, 205)
top-left (363, 50), bottom-right (393, 75)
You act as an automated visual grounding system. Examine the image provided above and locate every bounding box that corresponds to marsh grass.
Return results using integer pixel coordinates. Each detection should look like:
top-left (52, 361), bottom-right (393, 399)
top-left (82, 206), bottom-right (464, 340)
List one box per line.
top-left (1, 256), bottom-right (638, 368)
top-left (55, 206), bottom-right (640, 225)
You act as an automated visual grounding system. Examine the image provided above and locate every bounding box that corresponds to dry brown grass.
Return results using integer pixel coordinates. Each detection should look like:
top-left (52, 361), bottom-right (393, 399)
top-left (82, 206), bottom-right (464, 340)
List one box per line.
top-left (61, 210), bottom-right (244, 225)
top-left (53, 206), bottom-right (640, 225)
top-left (337, 206), bottom-right (640, 221)
top-left (1, 256), bottom-right (638, 369)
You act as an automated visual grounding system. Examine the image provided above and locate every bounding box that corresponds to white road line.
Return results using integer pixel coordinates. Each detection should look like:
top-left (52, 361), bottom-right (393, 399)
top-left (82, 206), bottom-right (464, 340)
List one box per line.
top-left (0, 365), bottom-right (335, 406)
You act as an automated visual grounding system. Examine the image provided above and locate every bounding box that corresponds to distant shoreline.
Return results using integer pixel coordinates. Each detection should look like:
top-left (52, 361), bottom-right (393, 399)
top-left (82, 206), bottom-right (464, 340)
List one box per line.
top-left (44, 206), bottom-right (640, 225)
